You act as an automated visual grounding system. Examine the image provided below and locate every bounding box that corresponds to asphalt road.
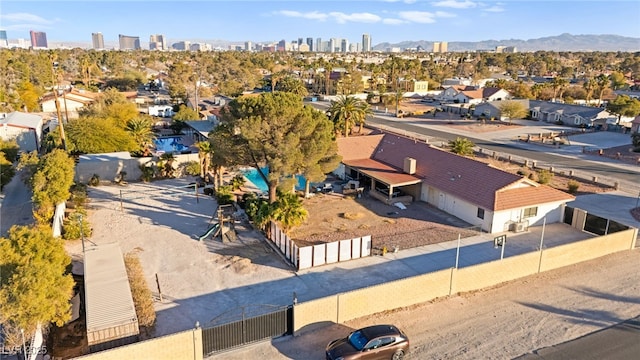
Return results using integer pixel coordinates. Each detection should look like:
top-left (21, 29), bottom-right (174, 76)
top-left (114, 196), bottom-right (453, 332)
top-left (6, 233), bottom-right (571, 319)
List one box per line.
top-left (309, 101), bottom-right (640, 191)
top-left (515, 316), bottom-right (640, 360)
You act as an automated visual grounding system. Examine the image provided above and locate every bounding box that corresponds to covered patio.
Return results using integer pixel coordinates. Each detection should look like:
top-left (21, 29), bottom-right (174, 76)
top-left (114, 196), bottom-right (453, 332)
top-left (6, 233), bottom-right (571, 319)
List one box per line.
top-left (342, 158), bottom-right (422, 205)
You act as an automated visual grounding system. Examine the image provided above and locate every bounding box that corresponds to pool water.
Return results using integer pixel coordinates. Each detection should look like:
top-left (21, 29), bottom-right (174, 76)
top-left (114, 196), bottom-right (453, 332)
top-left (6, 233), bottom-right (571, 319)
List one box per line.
top-left (241, 167), bottom-right (306, 192)
top-left (154, 136), bottom-right (188, 153)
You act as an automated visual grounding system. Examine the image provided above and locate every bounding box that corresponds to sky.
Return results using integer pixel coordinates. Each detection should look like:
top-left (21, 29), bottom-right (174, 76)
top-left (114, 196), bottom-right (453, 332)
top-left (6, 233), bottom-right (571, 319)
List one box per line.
top-left (1, 0), bottom-right (639, 46)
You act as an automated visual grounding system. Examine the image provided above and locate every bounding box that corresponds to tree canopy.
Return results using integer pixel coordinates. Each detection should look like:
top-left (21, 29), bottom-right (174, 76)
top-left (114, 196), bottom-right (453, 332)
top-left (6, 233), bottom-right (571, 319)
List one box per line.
top-left (606, 95), bottom-right (640, 122)
top-left (0, 225), bottom-right (75, 341)
top-left (498, 100), bottom-right (528, 123)
top-left (216, 92), bottom-right (339, 203)
top-left (31, 149), bottom-right (76, 224)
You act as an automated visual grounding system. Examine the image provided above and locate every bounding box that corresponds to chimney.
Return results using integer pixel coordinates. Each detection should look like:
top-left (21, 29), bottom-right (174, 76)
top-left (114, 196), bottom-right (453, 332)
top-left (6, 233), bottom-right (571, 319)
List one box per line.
top-left (403, 157), bottom-right (416, 174)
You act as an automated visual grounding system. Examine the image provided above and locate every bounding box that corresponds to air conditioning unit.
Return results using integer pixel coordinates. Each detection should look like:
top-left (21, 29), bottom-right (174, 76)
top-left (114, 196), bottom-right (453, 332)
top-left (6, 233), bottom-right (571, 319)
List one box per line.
top-left (513, 221), bottom-right (527, 233)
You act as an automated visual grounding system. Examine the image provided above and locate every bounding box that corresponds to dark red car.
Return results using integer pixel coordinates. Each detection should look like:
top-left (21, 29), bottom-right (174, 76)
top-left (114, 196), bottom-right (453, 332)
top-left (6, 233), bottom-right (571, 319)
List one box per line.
top-left (326, 324), bottom-right (409, 360)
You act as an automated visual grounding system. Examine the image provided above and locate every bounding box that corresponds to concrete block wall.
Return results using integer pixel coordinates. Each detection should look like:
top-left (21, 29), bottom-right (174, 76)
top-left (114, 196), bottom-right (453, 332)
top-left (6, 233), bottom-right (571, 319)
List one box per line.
top-left (73, 329), bottom-right (202, 360)
top-left (337, 269), bottom-right (451, 323)
top-left (452, 252), bottom-right (539, 294)
top-left (540, 228), bottom-right (636, 272)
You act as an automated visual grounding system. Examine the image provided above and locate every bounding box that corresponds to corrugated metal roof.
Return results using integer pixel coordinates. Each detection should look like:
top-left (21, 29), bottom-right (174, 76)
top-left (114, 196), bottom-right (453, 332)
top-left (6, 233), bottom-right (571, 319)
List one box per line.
top-left (84, 243), bottom-right (138, 332)
top-left (1, 112), bottom-right (43, 129)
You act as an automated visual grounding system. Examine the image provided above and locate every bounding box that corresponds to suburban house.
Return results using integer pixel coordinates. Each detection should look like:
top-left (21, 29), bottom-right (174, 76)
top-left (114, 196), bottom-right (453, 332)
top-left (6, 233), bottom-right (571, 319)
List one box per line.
top-left (0, 111), bottom-right (44, 152)
top-left (40, 89), bottom-right (99, 118)
top-left (438, 85), bottom-right (476, 102)
top-left (335, 131), bottom-right (574, 234)
top-left (453, 87), bottom-right (510, 105)
top-left (472, 100), bottom-right (614, 127)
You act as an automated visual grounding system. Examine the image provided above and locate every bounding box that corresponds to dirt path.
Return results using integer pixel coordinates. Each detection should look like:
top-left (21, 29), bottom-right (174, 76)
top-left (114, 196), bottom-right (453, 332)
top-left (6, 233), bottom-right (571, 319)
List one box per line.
top-left (208, 249), bottom-right (640, 359)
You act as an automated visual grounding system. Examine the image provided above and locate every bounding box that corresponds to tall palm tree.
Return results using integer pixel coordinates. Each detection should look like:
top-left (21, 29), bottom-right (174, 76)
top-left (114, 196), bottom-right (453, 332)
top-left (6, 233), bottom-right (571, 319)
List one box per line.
top-left (195, 140), bottom-right (212, 178)
top-left (583, 77), bottom-right (597, 104)
top-left (551, 77), bottom-right (569, 101)
top-left (125, 117), bottom-right (156, 156)
top-left (327, 95), bottom-right (372, 137)
top-left (595, 74), bottom-right (610, 106)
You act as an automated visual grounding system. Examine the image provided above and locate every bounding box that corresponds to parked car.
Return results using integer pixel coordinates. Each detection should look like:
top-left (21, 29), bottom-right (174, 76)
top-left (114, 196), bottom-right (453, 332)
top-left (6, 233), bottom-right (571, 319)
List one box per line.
top-left (326, 324), bottom-right (409, 360)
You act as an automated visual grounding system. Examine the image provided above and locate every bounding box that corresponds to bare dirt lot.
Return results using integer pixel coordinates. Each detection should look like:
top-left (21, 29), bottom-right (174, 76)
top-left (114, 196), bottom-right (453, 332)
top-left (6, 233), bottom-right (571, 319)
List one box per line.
top-left (288, 193), bottom-right (478, 251)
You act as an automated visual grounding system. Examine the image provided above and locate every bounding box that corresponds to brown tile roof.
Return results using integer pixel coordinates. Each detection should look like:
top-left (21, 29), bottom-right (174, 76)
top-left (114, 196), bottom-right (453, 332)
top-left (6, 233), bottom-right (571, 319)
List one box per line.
top-left (371, 133), bottom-right (571, 210)
top-left (343, 158), bottom-right (421, 186)
top-left (460, 89), bottom-right (483, 99)
top-left (495, 183), bottom-right (574, 211)
top-left (336, 134), bottom-right (384, 162)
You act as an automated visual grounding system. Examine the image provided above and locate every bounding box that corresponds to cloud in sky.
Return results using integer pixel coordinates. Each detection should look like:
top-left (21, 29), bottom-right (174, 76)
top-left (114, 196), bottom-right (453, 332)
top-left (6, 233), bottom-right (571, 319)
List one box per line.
top-left (329, 12), bottom-right (382, 24)
top-left (275, 10), bottom-right (328, 21)
top-left (275, 7), bottom-right (459, 25)
top-left (0, 12), bottom-right (58, 30)
top-left (431, 0), bottom-right (478, 9)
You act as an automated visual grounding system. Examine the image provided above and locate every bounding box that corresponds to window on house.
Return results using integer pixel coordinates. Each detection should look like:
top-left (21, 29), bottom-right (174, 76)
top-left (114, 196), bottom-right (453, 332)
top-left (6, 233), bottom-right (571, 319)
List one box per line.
top-left (523, 207), bottom-right (538, 218)
top-left (477, 208), bottom-right (485, 219)
top-left (531, 110), bottom-right (538, 118)
top-left (574, 116), bottom-right (581, 125)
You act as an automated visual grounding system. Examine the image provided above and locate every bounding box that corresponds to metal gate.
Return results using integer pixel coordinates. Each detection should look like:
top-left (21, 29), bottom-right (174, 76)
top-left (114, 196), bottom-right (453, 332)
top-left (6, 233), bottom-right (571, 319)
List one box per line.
top-left (202, 305), bottom-right (292, 355)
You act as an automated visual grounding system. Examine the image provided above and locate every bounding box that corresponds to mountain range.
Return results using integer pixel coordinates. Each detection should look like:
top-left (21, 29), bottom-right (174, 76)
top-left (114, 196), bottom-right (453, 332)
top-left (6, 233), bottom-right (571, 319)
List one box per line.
top-left (373, 33), bottom-right (640, 52)
top-left (48, 33), bottom-right (640, 52)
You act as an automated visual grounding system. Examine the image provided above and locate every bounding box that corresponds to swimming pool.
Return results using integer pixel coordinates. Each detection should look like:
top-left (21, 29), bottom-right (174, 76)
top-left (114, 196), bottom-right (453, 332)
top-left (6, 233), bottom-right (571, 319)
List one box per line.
top-left (154, 136), bottom-right (188, 154)
top-left (241, 167), bottom-right (306, 193)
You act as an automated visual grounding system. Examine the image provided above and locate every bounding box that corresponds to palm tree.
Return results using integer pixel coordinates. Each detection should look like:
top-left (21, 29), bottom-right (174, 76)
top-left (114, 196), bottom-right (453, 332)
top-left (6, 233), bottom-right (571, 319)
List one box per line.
top-left (551, 77), bottom-right (569, 101)
top-left (583, 78), bottom-right (597, 104)
top-left (125, 117), bottom-right (156, 156)
top-left (595, 74), bottom-right (610, 106)
top-left (270, 192), bottom-right (308, 232)
top-left (195, 140), bottom-right (212, 178)
top-left (327, 95), bottom-right (372, 137)
top-left (448, 137), bottom-right (475, 156)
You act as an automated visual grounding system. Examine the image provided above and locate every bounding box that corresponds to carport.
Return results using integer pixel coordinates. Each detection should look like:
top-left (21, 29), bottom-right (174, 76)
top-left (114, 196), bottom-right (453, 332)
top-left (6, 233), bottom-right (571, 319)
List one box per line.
top-left (342, 158), bottom-right (422, 204)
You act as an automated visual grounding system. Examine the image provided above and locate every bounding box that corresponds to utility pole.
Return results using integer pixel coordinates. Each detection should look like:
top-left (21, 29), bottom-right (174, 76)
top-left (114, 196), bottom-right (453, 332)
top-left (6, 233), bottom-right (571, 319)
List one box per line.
top-left (50, 53), bottom-right (67, 151)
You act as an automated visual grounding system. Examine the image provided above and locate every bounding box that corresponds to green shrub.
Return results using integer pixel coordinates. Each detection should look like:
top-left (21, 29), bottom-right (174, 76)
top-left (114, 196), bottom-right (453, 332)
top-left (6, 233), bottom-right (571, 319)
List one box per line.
top-left (215, 185), bottom-right (235, 205)
top-left (62, 208), bottom-right (92, 240)
top-left (567, 180), bottom-right (580, 194)
top-left (537, 170), bottom-right (553, 184)
top-left (68, 183), bottom-right (88, 208)
top-left (183, 161), bottom-right (200, 176)
top-left (139, 165), bottom-right (154, 182)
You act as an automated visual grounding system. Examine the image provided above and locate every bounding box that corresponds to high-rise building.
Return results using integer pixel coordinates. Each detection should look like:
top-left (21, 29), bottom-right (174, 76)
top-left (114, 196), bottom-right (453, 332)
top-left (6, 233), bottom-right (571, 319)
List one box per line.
top-left (171, 41), bottom-right (191, 51)
top-left (119, 34), bottom-right (140, 50)
top-left (362, 33), bottom-right (371, 52)
top-left (149, 34), bottom-right (166, 50)
top-left (306, 37), bottom-right (313, 52)
top-left (316, 37), bottom-right (322, 52)
top-left (297, 38), bottom-right (303, 45)
top-left (30, 30), bottom-right (48, 48)
top-left (433, 41), bottom-right (448, 53)
top-left (245, 41), bottom-right (253, 51)
top-left (341, 39), bottom-right (349, 53)
top-left (329, 38), bottom-right (337, 53)
top-left (91, 32), bottom-right (104, 49)
top-left (0, 30), bottom-right (8, 48)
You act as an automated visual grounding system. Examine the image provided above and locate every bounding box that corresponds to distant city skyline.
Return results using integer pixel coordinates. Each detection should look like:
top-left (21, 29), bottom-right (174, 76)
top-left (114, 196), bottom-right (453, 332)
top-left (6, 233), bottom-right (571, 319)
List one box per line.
top-left (1, 0), bottom-right (638, 47)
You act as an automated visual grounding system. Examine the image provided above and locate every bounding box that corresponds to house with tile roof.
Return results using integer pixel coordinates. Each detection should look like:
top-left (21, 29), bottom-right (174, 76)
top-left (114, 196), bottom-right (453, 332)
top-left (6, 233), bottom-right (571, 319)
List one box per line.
top-left (41, 89), bottom-right (99, 117)
top-left (453, 87), bottom-right (510, 105)
top-left (473, 100), bottom-right (613, 127)
top-left (0, 111), bottom-right (44, 152)
top-left (335, 132), bottom-right (574, 233)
